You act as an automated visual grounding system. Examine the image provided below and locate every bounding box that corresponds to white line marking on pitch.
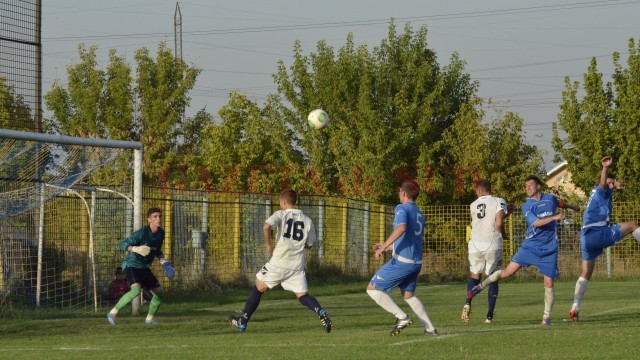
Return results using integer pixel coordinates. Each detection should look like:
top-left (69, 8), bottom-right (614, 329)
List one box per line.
top-left (590, 306), bottom-right (640, 317)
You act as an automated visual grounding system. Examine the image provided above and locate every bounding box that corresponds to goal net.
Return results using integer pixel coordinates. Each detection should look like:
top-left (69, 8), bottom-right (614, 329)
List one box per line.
top-left (0, 129), bottom-right (142, 317)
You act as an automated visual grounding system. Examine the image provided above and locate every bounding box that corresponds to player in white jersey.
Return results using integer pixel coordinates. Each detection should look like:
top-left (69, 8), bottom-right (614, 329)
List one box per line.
top-left (229, 189), bottom-right (332, 333)
top-left (461, 180), bottom-right (511, 324)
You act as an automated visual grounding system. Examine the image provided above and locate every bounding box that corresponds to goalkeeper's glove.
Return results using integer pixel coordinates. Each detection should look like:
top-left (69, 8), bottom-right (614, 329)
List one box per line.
top-left (131, 245), bottom-right (151, 256)
top-left (160, 258), bottom-right (175, 278)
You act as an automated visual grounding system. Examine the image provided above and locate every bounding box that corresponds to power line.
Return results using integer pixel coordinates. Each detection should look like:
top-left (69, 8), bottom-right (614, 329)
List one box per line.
top-left (43, 0), bottom-right (640, 42)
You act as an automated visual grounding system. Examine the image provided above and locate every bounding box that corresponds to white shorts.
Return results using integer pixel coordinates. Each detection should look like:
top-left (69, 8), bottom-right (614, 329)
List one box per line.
top-left (256, 262), bottom-right (308, 293)
top-left (468, 249), bottom-right (502, 275)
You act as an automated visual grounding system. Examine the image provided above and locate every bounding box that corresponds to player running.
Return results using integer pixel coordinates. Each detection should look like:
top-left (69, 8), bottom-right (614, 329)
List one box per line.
top-left (228, 189), bottom-right (332, 333)
top-left (569, 156), bottom-right (640, 322)
top-left (366, 180), bottom-right (438, 336)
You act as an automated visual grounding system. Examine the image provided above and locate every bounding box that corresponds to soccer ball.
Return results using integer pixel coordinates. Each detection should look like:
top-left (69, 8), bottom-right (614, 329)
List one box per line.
top-left (307, 109), bottom-right (330, 130)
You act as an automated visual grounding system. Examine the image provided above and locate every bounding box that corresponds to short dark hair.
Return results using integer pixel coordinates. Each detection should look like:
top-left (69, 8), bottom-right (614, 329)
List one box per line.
top-left (606, 174), bottom-right (616, 181)
top-left (475, 179), bottom-right (491, 193)
top-left (279, 189), bottom-right (297, 205)
top-left (147, 207), bottom-right (162, 217)
top-left (524, 175), bottom-right (542, 185)
top-left (400, 180), bottom-right (420, 200)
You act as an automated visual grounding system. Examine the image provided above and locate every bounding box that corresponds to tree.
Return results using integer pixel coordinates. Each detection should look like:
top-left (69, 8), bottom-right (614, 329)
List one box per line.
top-left (0, 77), bottom-right (33, 131)
top-left (135, 43), bottom-right (200, 185)
top-left (553, 39), bottom-right (640, 199)
top-left (271, 22), bottom-right (481, 202)
top-left (44, 42), bottom-right (201, 186)
top-left (200, 92), bottom-right (303, 192)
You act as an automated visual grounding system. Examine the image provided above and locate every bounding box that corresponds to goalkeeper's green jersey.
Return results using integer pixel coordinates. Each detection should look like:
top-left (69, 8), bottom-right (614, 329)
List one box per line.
top-left (119, 226), bottom-right (165, 270)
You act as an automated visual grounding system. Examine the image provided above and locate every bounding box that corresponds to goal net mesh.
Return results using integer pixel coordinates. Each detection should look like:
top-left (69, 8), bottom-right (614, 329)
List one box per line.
top-left (0, 136), bottom-right (134, 318)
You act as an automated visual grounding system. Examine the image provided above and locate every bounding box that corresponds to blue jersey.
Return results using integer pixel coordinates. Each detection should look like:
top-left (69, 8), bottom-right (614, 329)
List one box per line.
top-left (392, 202), bottom-right (425, 262)
top-left (521, 193), bottom-right (560, 247)
top-left (582, 186), bottom-right (612, 228)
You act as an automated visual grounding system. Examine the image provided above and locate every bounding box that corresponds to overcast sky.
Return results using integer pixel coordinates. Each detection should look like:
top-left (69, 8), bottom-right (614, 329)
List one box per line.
top-left (42, 0), bottom-right (640, 169)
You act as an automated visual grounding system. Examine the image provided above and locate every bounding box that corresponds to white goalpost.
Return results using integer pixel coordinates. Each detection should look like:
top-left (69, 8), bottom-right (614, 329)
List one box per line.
top-left (0, 129), bottom-right (142, 315)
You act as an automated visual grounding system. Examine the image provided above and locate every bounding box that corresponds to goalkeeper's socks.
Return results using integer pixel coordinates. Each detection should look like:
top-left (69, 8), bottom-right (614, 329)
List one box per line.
top-left (466, 278), bottom-right (480, 304)
top-left (298, 295), bottom-right (323, 315)
top-left (633, 227), bottom-right (640, 242)
top-left (241, 286), bottom-right (263, 325)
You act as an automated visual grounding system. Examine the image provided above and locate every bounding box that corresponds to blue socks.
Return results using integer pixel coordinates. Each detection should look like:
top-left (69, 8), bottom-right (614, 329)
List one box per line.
top-left (240, 286), bottom-right (263, 325)
top-left (466, 278), bottom-right (481, 305)
top-left (298, 294), bottom-right (323, 315)
top-left (487, 282), bottom-right (499, 318)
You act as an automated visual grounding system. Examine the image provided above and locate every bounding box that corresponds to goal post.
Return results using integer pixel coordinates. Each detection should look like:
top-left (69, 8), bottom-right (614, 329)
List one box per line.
top-left (0, 129), bottom-right (142, 316)
top-left (0, 128), bottom-right (143, 225)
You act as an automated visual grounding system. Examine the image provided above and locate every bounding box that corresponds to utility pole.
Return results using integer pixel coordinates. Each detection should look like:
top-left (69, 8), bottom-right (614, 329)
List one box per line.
top-left (174, 2), bottom-right (183, 61)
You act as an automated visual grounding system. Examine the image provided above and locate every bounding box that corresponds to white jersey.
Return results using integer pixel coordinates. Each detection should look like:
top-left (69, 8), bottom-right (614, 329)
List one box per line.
top-left (265, 209), bottom-right (316, 271)
top-left (469, 195), bottom-right (507, 253)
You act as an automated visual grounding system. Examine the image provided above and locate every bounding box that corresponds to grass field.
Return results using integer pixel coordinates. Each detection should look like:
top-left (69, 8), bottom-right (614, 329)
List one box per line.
top-left (1, 280), bottom-right (640, 359)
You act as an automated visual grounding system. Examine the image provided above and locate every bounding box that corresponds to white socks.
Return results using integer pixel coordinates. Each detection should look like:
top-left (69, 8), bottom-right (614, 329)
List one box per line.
top-left (633, 227), bottom-right (640, 242)
top-left (572, 277), bottom-right (589, 311)
top-left (543, 287), bottom-right (555, 318)
top-left (404, 296), bottom-right (435, 331)
top-left (367, 290), bottom-right (407, 319)
top-left (480, 270), bottom-right (502, 289)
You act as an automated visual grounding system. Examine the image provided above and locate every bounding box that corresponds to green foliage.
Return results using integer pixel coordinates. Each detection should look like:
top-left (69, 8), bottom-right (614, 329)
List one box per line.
top-left (0, 77), bottom-right (33, 131)
top-left (553, 38), bottom-right (640, 200)
top-left (44, 42), bottom-right (201, 186)
top-left (270, 22), bottom-right (483, 202)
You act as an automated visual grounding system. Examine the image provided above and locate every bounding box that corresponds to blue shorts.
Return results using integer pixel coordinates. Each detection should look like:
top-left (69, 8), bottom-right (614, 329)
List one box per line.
top-left (369, 259), bottom-right (422, 292)
top-left (581, 224), bottom-right (623, 260)
top-left (511, 243), bottom-right (560, 278)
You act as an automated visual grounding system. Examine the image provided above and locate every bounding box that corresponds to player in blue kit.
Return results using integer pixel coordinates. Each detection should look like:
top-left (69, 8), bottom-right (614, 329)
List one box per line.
top-left (366, 180), bottom-right (438, 336)
top-left (569, 156), bottom-right (640, 322)
top-left (467, 175), bottom-right (579, 325)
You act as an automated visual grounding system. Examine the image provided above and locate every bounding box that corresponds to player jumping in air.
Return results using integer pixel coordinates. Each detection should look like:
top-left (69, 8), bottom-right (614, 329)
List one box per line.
top-left (229, 189), bottom-right (332, 333)
top-left (467, 175), bottom-right (579, 326)
top-left (569, 156), bottom-right (640, 322)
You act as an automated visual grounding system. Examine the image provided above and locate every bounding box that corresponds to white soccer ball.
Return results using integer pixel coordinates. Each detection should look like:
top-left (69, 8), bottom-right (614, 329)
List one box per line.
top-left (307, 109), bottom-right (330, 130)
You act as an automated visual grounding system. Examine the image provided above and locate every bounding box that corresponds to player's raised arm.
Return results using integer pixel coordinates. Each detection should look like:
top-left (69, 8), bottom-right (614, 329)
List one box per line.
top-left (599, 156), bottom-right (613, 189)
top-left (558, 199), bottom-right (580, 212)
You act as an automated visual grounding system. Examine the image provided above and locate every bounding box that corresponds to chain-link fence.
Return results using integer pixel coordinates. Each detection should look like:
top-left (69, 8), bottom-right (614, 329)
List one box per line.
top-left (2, 186), bottom-right (640, 318)
top-left (0, 0), bottom-right (40, 131)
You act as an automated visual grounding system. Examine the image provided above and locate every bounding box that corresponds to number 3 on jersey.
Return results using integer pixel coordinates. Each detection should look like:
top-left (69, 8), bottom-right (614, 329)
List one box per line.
top-left (284, 218), bottom-right (305, 241)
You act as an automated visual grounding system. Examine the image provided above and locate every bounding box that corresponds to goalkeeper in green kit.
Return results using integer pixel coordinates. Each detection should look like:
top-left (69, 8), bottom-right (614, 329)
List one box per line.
top-left (107, 207), bottom-right (175, 325)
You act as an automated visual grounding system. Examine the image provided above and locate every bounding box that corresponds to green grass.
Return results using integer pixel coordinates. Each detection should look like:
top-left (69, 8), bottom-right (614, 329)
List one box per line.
top-left (2, 281), bottom-right (640, 359)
